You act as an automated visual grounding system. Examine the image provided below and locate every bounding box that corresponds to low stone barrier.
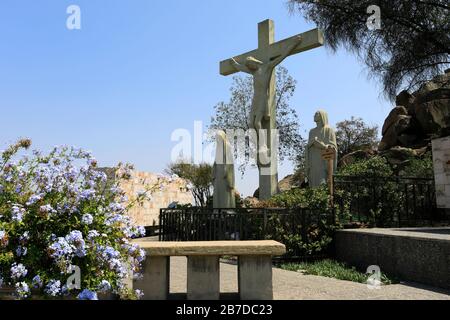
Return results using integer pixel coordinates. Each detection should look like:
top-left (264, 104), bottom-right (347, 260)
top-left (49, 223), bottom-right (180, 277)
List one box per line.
top-left (336, 228), bottom-right (450, 289)
top-left (131, 240), bottom-right (286, 300)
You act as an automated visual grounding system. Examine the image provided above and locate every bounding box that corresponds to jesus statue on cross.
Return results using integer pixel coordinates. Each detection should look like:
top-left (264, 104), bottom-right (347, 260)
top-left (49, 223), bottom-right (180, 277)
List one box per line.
top-left (229, 35), bottom-right (303, 142)
top-left (220, 19), bottom-right (324, 200)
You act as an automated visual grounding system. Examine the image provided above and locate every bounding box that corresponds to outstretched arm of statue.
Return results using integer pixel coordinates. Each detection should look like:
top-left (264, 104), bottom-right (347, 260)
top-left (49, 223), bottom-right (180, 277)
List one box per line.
top-left (269, 35), bottom-right (303, 68)
top-left (230, 58), bottom-right (252, 74)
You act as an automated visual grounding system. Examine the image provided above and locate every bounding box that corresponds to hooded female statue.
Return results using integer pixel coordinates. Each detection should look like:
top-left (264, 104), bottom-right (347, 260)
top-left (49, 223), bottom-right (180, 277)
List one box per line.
top-left (305, 110), bottom-right (338, 187)
top-left (213, 130), bottom-right (236, 208)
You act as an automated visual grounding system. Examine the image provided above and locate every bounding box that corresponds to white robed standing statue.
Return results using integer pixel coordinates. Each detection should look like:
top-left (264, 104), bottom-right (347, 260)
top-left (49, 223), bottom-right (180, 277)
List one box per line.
top-left (305, 110), bottom-right (338, 187)
top-left (213, 130), bottom-right (236, 209)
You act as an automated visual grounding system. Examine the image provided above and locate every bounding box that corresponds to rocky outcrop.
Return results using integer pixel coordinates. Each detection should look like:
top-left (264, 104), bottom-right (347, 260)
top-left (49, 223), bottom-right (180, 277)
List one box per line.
top-left (339, 149), bottom-right (377, 167)
top-left (379, 69), bottom-right (450, 151)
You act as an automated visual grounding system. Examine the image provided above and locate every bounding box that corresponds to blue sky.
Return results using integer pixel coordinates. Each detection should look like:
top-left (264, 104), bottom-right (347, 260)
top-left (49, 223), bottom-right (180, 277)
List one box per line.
top-left (0, 0), bottom-right (392, 196)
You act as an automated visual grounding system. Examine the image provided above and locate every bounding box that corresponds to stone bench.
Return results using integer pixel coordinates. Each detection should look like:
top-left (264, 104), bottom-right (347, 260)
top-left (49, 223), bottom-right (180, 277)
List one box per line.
top-left (131, 240), bottom-right (286, 300)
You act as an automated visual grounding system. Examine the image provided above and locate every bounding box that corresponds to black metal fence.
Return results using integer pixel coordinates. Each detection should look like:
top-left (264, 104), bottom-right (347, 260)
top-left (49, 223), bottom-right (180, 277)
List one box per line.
top-left (159, 207), bottom-right (335, 258)
top-left (158, 176), bottom-right (447, 259)
top-left (333, 175), bottom-right (443, 227)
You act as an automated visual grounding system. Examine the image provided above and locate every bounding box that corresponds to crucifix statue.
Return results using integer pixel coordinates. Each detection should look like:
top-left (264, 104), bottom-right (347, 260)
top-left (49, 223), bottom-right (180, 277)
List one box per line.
top-left (220, 19), bottom-right (324, 200)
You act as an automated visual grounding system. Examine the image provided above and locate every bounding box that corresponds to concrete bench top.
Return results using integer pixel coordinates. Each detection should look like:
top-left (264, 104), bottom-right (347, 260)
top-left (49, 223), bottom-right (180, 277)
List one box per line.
top-left (132, 239), bottom-right (286, 256)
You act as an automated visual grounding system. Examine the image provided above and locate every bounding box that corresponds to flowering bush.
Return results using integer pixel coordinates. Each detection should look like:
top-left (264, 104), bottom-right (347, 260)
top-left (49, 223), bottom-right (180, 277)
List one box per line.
top-left (0, 139), bottom-right (157, 300)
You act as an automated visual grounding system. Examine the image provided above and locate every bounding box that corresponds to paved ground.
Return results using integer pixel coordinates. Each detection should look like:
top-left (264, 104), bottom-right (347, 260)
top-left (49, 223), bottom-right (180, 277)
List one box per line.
top-left (169, 257), bottom-right (450, 300)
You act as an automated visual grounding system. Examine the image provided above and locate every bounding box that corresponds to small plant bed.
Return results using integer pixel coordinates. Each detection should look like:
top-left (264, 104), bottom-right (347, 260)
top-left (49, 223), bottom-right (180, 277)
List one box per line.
top-left (278, 259), bottom-right (398, 285)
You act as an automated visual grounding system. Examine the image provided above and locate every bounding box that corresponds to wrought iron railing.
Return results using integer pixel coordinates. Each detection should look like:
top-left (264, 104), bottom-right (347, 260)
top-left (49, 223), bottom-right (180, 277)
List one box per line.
top-left (159, 207), bottom-right (335, 258)
top-left (333, 175), bottom-right (443, 227)
top-left (158, 176), bottom-right (447, 259)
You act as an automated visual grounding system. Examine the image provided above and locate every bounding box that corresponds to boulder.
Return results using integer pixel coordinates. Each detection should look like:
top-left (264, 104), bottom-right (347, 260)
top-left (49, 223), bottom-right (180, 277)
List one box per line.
top-left (379, 70), bottom-right (450, 151)
top-left (380, 146), bottom-right (419, 165)
top-left (413, 99), bottom-right (450, 136)
top-left (379, 113), bottom-right (413, 151)
top-left (381, 106), bottom-right (408, 136)
top-left (396, 90), bottom-right (416, 111)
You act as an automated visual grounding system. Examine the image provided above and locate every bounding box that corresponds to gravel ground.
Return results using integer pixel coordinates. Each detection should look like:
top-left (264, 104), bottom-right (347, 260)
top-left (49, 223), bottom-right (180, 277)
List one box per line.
top-left (168, 257), bottom-right (450, 300)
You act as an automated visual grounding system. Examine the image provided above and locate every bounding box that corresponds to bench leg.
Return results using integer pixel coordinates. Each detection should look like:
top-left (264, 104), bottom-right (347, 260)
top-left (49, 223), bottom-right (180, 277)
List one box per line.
top-left (238, 255), bottom-right (273, 300)
top-left (134, 256), bottom-right (170, 300)
top-left (187, 256), bottom-right (220, 300)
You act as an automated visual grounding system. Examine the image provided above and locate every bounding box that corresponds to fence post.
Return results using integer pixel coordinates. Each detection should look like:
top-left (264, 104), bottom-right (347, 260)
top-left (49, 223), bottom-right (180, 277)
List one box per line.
top-left (263, 209), bottom-right (268, 238)
top-left (159, 209), bottom-right (163, 241)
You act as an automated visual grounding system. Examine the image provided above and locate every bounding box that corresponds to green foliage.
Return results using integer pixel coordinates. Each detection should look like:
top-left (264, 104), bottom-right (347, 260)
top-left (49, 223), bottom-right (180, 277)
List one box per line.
top-left (0, 140), bottom-right (151, 299)
top-left (401, 152), bottom-right (434, 178)
top-left (335, 154), bottom-right (436, 227)
top-left (279, 259), bottom-right (397, 285)
top-left (166, 161), bottom-right (213, 207)
top-left (209, 66), bottom-right (306, 174)
top-left (269, 185), bottom-right (331, 211)
top-left (335, 117), bottom-right (379, 159)
top-left (289, 0), bottom-right (450, 100)
top-left (338, 155), bottom-right (393, 177)
top-left (261, 186), bottom-right (336, 257)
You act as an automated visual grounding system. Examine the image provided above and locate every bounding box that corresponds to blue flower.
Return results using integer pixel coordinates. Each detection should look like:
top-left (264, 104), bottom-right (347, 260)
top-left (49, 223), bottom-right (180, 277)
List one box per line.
top-left (32, 275), bottom-right (43, 289)
top-left (11, 263), bottom-right (28, 280)
top-left (136, 226), bottom-right (146, 237)
top-left (26, 194), bottom-right (42, 206)
top-left (108, 203), bottom-right (124, 212)
top-left (16, 246), bottom-right (28, 257)
top-left (39, 204), bottom-right (56, 216)
top-left (77, 289), bottom-right (98, 300)
top-left (11, 205), bottom-right (26, 223)
top-left (87, 230), bottom-right (99, 241)
top-left (65, 231), bottom-right (86, 258)
top-left (49, 237), bottom-right (73, 260)
top-left (78, 189), bottom-right (96, 201)
top-left (105, 213), bottom-right (128, 226)
top-left (97, 280), bottom-right (111, 293)
top-left (19, 231), bottom-right (30, 243)
top-left (81, 214), bottom-right (93, 225)
top-left (15, 282), bottom-right (30, 299)
top-left (45, 280), bottom-right (61, 297)
top-left (135, 289), bottom-right (144, 299)
top-left (97, 246), bottom-right (127, 276)
top-left (61, 285), bottom-right (69, 296)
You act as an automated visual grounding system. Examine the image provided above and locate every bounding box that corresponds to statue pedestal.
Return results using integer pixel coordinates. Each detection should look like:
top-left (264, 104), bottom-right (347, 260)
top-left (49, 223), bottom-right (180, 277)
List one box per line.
top-left (259, 171), bottom-right (279, 200)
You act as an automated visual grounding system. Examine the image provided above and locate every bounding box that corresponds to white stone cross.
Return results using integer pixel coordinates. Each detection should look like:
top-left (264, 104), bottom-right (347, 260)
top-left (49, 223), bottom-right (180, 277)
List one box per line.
top-left (220, 19), bottom-right (324, 199)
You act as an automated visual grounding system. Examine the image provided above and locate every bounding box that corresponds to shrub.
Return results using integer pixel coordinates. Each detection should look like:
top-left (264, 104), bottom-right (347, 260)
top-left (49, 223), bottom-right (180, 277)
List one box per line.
top-left (401, 152), bottom-right (434, 178)
top-left (268, 185), bottom-right (331, 211)
top-left (338, 155), bottom-right (393, 177)
top-left (0, 140), bottom-right (156, 299)
top-left (335, 154), bottom-right (435, 227)
top-left (263, 186), bottom-right (337, 257)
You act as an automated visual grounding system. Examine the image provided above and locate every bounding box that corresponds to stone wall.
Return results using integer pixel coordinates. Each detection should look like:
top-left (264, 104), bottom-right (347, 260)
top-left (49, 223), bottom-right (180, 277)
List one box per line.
top-left (335, 228), bottom-right (450, 290)
top-left (118, 171), bottom-right (193, 226)
top-left (432, 136), bottom-right (450, 209)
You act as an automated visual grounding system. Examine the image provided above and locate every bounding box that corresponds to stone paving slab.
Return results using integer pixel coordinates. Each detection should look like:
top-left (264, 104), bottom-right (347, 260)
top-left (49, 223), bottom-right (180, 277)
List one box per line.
top-left (168, 257), bottom-right (450, 300)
